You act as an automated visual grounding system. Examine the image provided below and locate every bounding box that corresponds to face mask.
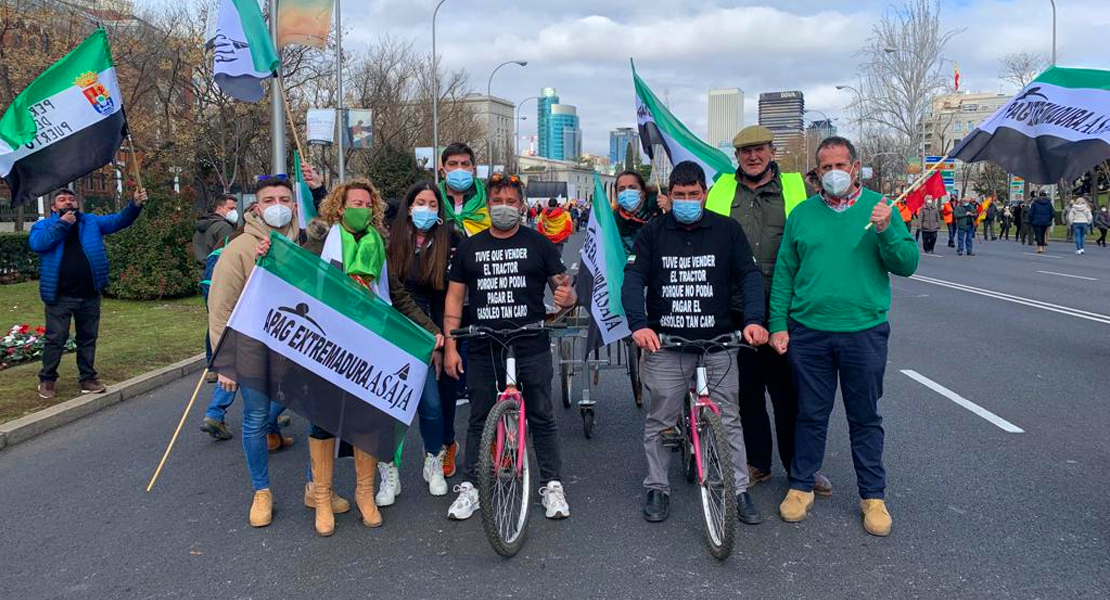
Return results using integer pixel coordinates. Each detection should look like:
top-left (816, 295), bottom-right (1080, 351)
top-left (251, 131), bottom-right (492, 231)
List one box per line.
top-left (489, 204), bottom-right (521, 231)
top-left (411, 206), bottom-right (439, 231)
top-left (343, 207), bottom-right (371, 233)
top-left (261, 204), bottom-right (293, 228)
top-left (672, 199), bottom-right (703, 225)
top-left (740, 163), bottom-right (772, 182)
top-left (617, 189), bottom-right (642, 211)
top-left (225, 209), bottom-right (239, 225)
top-left (821, 169), bottom-right (853, 198)
top-left (445, 169), bottom-right (474, 192)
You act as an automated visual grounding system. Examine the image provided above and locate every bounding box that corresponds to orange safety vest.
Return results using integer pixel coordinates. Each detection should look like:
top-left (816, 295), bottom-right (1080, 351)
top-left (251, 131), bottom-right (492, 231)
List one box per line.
top-left (941, 202), bottom-right (954, 225)
top-left (897, 202), bottom-right (912, 222)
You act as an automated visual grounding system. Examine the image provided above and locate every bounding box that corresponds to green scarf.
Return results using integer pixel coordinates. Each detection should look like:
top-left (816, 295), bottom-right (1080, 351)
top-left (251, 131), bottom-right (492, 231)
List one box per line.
top-left (339, 225), bottom-right (385, 282)
top-left (440, 178), bottom-right (490, 234)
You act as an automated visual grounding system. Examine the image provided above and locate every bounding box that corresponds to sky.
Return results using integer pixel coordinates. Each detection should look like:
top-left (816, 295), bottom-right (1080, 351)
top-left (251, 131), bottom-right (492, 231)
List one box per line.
top-left (157, 0), bottom-right (1109, 156)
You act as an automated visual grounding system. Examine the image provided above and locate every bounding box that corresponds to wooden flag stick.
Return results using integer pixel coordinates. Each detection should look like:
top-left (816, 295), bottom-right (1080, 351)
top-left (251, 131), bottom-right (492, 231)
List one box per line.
top-left (126, 134), bottom-right (144, 191)
top-left (145, 368), bottom-right (209, 492)
top-left (276, 78), bottom-right (307, 162)
top-left (864, 153), bottom-right (951, 230)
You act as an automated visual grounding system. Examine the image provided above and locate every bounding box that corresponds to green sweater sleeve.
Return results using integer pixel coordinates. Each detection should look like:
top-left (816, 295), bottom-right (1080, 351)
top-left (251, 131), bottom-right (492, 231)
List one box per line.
top-left (768, 215), bottom-right (799, 333)
top-left (875, 216), bottom-right (919, 277)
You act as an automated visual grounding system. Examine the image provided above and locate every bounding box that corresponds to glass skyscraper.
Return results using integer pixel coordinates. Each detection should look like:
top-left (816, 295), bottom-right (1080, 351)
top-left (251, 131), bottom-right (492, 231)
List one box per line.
top-left (537, 87), bottom-right (581, 161)
top-left (609, 127), bottom-right (637, 167)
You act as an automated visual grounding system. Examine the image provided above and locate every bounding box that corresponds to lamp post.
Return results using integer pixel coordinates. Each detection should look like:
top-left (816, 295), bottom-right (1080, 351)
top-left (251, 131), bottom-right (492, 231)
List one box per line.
top-left (486, 60), bottom-right (527, 177)
top-left (1049, 0), bottom-right (1057, 65)
top-left (514, 95), bottom-right (538, 169)
top-left (803, 109), bottom-right (833, 173)
top-left (431, 0), bottom-right (448, 184)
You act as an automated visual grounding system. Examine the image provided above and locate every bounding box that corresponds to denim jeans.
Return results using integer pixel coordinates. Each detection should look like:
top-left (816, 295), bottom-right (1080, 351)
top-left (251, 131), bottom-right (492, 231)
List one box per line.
top-left (240, 386), bottom-right (280, 491)
top-left (205, 386), bottom-right (284, 432)
top-left (415, 370), bottom-right (449, 455)
top-left (957, 228), bottom-right (974, 254)
top-left (1074, 223), bottom-right (1089, 250)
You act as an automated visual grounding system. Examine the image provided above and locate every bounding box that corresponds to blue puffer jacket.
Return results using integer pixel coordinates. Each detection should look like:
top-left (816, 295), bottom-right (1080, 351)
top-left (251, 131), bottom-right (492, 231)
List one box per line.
top-left (1029, 198), bottom-right (1056, 227)
top-left (28, 202), bottom-right (142, 303)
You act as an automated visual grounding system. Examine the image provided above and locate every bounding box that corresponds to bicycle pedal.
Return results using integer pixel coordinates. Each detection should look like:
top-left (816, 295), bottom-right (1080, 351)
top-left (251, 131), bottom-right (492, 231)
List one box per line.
top-left (660, 428), bottom-right (683, 449)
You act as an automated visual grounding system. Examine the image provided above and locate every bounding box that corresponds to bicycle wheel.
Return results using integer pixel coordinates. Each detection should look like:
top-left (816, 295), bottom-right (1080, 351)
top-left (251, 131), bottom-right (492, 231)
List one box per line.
top-left (696, 409), bottom-right (737, 560)
top-left (478, 398), bottom-right (531, 557)
top-left (559, 339), bottom-right (573, 408)
top-left (681, 397), bottom-right (696, 483)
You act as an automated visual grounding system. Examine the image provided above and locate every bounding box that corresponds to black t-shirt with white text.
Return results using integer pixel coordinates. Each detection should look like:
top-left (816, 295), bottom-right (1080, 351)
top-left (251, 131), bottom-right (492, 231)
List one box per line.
top-left (449, 226), bottom-right (565, 356)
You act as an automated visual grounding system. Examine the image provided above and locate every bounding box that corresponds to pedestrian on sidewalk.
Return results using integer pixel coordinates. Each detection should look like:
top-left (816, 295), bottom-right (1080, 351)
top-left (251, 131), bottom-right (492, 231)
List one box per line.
top-left (943, 196), bottom-right (956, 247)
top-left (1067, 196), bottom-right (1093, 255)
top-left (1029, 193), bottom-right (1055, 253)
top-left (768, 136), bottom-right (919, 537)
top-left (918, 197), bottom-right (941, 253)
top-left (29, 186), bottom-right (145, 400)
top-left (954, 196), bottom-right (977, 256)
top-left (1000, 204), bottom-right (1013, 240)
top-left (1094, 206), bottom-right (1109, 247)
top-left (1012, 202), bottom-right (1025, 242)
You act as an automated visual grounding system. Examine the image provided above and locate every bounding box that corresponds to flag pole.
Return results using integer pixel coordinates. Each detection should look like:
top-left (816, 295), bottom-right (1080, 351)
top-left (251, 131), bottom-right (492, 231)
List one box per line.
top-left (145, 368), bottom-right (209, 492)
top-left (864, 153), bottom-right (951, 230)
top-left (277, 79), bottom-right (307, 162)
top-left (126, 134), bottom-right (144, 191)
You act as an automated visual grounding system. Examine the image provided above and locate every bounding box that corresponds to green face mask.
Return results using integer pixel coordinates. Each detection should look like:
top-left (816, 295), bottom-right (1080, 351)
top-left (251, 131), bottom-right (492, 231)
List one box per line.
top-left (343, 207), bottom-right (372, 232)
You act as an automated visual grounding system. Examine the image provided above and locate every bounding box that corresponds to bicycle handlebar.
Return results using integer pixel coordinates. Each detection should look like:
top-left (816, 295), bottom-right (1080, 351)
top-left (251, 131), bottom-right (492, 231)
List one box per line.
top-left (449, 321), bottom-right (567, 340)
top-left (657, 332), bottom-right (754, 352)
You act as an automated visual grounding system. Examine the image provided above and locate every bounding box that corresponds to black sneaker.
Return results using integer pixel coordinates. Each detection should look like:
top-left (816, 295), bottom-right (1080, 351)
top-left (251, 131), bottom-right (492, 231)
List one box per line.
top-left (200, 417), bottom-right (234, 441)
top-left (642, 489), bottom-right (669, 522)
top-left (737, 491), bottom-right (763, 525)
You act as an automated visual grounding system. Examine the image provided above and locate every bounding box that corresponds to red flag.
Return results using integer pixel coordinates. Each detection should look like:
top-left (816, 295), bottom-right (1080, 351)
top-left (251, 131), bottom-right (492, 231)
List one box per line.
top-left (904, 170), bottom-right (947, 213)
top-left (953, 63), bottom-right (960, 92)
top-left (905, 187), bottom-right (927, 213)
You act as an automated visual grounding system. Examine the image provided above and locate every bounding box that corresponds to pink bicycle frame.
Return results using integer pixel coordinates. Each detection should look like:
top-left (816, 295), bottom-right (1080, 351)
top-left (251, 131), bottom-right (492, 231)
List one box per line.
top-left (493, 353), bottom-right (528, 477)
top-left (688, 363), bottom-right (722, 484)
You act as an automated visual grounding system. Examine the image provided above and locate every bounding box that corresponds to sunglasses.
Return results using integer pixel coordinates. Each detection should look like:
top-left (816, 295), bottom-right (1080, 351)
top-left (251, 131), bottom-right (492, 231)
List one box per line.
top-left (256, 174), bottom-right (289, 183)
top-left (488, 173), bottom-right (523, 188)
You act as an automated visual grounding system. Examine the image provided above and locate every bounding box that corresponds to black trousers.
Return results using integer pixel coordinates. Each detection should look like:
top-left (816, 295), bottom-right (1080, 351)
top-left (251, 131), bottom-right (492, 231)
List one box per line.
top-left (738, 343), bottom-right (797, 474)
top-left (922, 231), bottom-right (938, 253)
top-left (40, 295), bottom-right (100, 383)
top-left (1033, 225), bottom-right (1049, 246)
top-left (1098, 227), bottom-right (1108, 246)
top-left (1000, 223), bottom-right (1011, 239)
top-left (463, 348), bottom-right (562, 483)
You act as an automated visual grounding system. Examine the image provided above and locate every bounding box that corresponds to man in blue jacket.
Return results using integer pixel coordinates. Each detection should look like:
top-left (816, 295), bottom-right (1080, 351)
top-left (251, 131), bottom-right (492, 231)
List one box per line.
top-left (29, 187), bottom-right (145, 399)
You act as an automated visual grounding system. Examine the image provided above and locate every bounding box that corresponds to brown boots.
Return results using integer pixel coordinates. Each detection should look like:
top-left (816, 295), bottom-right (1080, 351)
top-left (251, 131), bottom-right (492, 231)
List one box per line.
top-left (354, 449), bottom-right (383, 528)
top-left (308, 438), bottom-right (337, 537)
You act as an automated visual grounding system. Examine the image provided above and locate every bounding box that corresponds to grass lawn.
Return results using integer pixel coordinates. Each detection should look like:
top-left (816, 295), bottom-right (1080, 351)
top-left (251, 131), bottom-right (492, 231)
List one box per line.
top-left (0, 281), bottom-right (206, 424)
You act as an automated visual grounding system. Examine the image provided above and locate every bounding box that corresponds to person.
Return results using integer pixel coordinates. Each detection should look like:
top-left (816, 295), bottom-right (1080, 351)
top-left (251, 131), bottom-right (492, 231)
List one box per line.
top-left (1067, 196), bottom-right (1093, 255)
top-left (537, 198), bottom-right (574, 252)
top-left (194, 194), bottom-right (239, 382)
top-left (895, 198), bottom-right (912, 234)
top-left (437, 143), bottom-right (490, 237)
top-left (918, 197), bottom-right (941, 254)
top-left (1020, 199), bottom-right (1035, 245)
top-left (983, 201), bottom-right (998, 241)
top-left (1012, 202), bottom-right (1024, 243)
top-left (954, 196), bottom-right (977, 256)
top-left (999, 204), bottom-right (1013, 240)
top-left (1094, 205), bottom-right (1110, 247)
top-left (443, 172), bottom-right (577, 521)
top-left (942, 196), bottom-right (956, 247)
top-left (29, 187), bottom-right (145, 400)
top-left (296, 177), bottom-right (444, 536)
top-left (1029, 193), bottom-right (1056, 254)
top-left (613, 170), bottom-right (663, 255)
top-left (769, 136), bottom-right (919, 537)
top-left (702, 125), bottom-right (827, 495)
top-left (622, 160), bottom-right (770, 525)
top-left (207, 176), bottom-right (300, 527)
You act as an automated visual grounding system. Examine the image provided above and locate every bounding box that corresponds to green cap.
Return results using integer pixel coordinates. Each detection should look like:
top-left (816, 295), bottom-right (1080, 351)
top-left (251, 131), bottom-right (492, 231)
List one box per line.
top-left (732, 125), bottom-right (775, 149)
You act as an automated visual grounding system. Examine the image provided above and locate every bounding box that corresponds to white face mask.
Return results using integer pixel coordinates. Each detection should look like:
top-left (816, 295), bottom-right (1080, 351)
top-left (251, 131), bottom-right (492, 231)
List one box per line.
top-left (225, 209), bottom-right (239, 225)
top-left (261, 204), bottom-right (293, 228)
top-left (821, 169), bottom-right (854, 198)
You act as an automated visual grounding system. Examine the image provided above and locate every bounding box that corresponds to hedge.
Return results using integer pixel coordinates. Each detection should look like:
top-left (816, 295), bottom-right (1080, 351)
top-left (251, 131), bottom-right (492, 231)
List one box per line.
top-left (104, 184), bottom-right (199, 300)
top-left (0, 233), bottom-right (39, 283)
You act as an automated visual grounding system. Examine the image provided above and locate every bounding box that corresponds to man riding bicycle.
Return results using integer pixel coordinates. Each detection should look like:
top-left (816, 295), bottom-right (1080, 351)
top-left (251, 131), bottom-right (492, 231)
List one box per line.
top-left (443, 173), bottom-right (577, 521)
top-left (621, 161), bottom-right (769, 525)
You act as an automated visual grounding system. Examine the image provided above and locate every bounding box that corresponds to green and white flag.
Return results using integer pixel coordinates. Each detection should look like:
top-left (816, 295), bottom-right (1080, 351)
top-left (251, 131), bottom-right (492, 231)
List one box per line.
top-left (576, 172), bottom-right (630, 349)
top-left (632, 59), bottom-right (734, 187)
top-left (207, 0), bottom-right (280, 102)
top-left (211, 232), bottom-right (435, 459)
top-left (0, 29), bottom-right (126, 206)
top-left (951, 66), bottom-right (1110, 184)
top-left (293, 150), bottom-right (317, 230)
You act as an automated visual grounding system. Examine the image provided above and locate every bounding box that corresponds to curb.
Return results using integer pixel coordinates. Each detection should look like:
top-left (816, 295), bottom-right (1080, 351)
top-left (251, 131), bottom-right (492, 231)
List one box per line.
top-left (0, 354), bottom-right (206, 452)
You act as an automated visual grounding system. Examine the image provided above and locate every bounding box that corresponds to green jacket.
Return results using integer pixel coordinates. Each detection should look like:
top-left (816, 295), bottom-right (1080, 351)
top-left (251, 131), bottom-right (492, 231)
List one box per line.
top-left (954, 203), bottom-right (978, 231)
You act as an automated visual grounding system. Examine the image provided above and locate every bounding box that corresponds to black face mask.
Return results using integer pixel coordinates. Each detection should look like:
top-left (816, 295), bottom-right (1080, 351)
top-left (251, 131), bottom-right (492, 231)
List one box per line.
top-left (740, 163), bottom-right (772, 182)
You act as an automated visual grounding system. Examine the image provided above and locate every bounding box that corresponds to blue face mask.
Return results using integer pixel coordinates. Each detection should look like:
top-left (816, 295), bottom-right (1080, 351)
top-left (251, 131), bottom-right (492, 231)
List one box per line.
top-left (617, 189), bottom-right (642, 211)
top-left (672, 199), bottom-right (703, 225)
top-left (445, 169), bottom-right (474, 192)
top-left (411, 206), bottom-right (439, 231)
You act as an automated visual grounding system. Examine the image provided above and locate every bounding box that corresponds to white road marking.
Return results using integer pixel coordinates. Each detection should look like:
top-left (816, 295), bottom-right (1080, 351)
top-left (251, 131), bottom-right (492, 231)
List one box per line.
top-left (909, 274), bottom-right (1110, 325)
top-left (1036, 270), bottom-right (1097, 281)
top-left (1023, 252), bottom-right (1061, 259)
top-left (921, 253), bottom-right (943, 258)
top-left (901, 370), bottom-right (1024, 433)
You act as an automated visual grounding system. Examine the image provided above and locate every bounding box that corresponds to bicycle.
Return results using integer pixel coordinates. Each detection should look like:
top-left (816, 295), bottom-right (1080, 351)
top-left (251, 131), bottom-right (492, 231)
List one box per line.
top-left (656, 331), bottom-right (753, 560)
top-left (449, 321), bottom-right (564, 557)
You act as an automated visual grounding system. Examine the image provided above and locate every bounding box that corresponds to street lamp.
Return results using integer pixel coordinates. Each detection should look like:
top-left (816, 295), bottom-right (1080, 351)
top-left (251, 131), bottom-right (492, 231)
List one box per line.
top-left (431, 0), bottom-right (448, 184)
top-left (803, 109), bottom-right (833, 172)
top-left (514, 95), bottom-right (538, 167)
top-left (486, 60), bottom-right (527, 177)
top-left (1049, 0), bottom-right (1057, 65)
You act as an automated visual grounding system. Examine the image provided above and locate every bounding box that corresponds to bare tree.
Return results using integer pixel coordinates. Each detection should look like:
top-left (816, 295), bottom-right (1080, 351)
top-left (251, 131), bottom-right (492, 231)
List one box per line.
top-left (999, 52), bottom-right (1049, 91)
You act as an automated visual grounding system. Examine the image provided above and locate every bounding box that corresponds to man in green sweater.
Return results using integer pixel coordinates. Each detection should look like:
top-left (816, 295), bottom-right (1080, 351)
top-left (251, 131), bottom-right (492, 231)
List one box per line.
top-left (768, 136), bottom-right (918, 537)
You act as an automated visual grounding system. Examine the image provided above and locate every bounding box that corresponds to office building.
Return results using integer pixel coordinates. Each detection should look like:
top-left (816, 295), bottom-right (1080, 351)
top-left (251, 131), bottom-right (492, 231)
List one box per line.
top-left (758, 91), bottom-right (804, 158)
top-left (708, 88), bottom-right (743, 148)
top-left (457, 93), bottom-right (515, 166)
top-left (923, 91), bottom-right (1011, 156)
top-left (537, 88), bottom-right (559, 158)
top-left (549, 104), bottom-right (581, 161)
top-left (609, 127), bottom-right (638, 168)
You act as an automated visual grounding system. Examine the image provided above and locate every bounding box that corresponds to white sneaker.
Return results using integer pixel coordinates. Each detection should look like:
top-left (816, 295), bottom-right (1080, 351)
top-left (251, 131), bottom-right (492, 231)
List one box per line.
top-left (539, 480), bottom-right (570, 519)
top-left (376, 462), bottom-right (400, 506)
top-left (423, 450), bottom-right (448, 496)
top-left (448, 482), bottom-right (479, 520)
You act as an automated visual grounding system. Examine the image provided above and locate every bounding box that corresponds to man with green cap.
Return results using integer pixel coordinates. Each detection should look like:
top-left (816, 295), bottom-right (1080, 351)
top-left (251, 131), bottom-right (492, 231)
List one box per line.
top-left (705, 125), bottom-right (831, 496)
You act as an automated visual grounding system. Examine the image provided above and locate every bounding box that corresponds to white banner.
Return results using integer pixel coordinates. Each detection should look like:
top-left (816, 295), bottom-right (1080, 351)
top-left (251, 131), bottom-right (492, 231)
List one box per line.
top-left (306, 108), bottom-right (335, 145)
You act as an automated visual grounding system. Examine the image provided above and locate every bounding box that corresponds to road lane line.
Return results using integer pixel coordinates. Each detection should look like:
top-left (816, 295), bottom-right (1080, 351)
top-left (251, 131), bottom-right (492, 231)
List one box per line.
top-left (900, 370), bottom-right (1024, 433)
top-left (909, 274), bottom-right (1110, 325)
top-left (1036, 270), bottom-right (1098, 281)
top-left (1023, 252), bottom-right (1062, 259)
top-left (921, 253), bottom-right (943, 258)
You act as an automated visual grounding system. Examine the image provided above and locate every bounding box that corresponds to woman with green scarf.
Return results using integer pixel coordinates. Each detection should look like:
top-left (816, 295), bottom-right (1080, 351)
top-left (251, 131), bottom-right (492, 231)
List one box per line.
top-left (300, 178), bottom-right (443, 537)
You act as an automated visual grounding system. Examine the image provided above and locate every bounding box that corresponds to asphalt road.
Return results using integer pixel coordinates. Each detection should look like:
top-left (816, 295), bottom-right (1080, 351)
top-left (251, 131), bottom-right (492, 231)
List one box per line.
top-left (1, 229), bottom-right (1107, 599)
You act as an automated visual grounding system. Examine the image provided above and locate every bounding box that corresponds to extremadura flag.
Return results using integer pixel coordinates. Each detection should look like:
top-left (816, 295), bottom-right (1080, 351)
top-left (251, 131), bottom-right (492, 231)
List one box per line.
top-left (0, 29), bottom-right (126, 206)
top-left (211, 232), bottom-right (436, 460)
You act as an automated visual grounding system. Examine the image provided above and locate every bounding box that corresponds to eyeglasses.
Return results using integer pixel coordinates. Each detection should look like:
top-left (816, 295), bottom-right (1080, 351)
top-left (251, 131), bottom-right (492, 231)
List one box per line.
top-left (488, 173), bottom-right (523, 188)
top-left (256, 174), bottom-right (289, 183)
